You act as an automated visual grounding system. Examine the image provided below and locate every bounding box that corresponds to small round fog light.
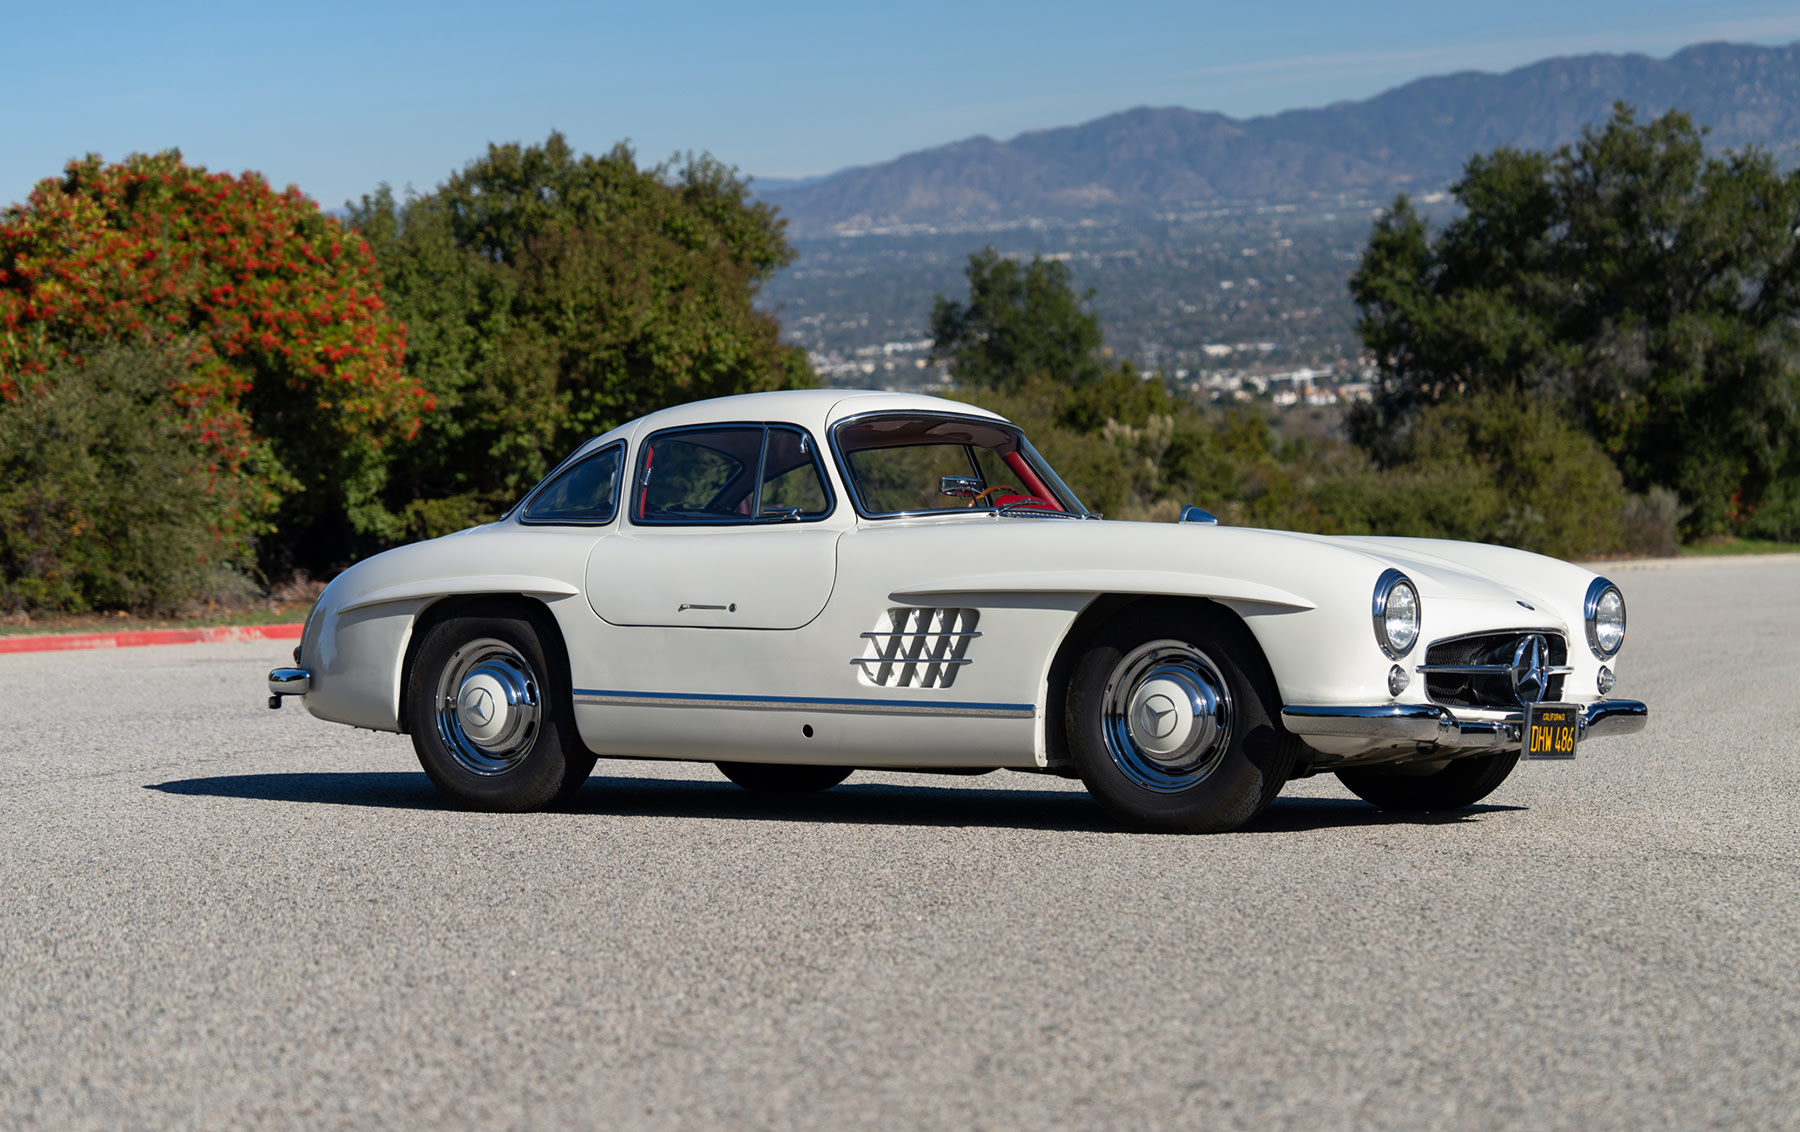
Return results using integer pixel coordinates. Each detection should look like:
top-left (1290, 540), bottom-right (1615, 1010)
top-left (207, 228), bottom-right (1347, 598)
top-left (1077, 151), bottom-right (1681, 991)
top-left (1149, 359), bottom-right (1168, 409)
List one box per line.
top-left (1388, 664), bottom-right (1410, 697)
top-left (1596, 665), bottom-right (1616, 695)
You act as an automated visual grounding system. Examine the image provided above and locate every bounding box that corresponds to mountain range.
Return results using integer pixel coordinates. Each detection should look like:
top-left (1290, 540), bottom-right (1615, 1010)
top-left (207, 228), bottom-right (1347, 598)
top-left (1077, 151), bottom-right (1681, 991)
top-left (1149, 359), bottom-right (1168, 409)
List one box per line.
top-left (760, 41), bottom-right (1800, 237)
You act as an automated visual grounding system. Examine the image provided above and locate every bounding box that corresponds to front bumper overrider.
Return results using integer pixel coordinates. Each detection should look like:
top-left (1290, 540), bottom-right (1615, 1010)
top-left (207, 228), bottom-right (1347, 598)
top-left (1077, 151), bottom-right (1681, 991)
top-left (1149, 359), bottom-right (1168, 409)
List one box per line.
top-left (1281, 699), bottom-right (1647, 751)
top-left (267, 667), bottom-right (311, 709)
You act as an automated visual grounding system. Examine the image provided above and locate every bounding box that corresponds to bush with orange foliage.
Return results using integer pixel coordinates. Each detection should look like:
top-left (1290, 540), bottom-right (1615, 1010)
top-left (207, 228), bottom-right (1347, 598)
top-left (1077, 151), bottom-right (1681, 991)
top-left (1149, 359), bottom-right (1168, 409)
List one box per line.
top-left (0, 151), bottom-right (430, 570)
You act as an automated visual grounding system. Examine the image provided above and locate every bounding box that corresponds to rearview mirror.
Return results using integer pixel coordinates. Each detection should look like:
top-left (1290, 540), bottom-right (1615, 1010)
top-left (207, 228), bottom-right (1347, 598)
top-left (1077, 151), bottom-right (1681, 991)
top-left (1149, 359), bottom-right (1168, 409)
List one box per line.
top-left (939, 475), bottom-right (982, 500)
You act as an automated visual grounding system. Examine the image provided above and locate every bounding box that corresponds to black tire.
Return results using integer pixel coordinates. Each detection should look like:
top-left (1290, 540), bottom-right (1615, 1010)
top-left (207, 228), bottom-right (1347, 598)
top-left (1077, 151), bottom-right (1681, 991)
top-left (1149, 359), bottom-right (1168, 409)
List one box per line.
top-left (715, 762), bottom-right (854, 793)
top-left (1336, 751), bottom-right (1520, 812)
top-left (1067, 602), bottom-right (1298, 833)
top-left (406, 608), bottom-right (596, 812)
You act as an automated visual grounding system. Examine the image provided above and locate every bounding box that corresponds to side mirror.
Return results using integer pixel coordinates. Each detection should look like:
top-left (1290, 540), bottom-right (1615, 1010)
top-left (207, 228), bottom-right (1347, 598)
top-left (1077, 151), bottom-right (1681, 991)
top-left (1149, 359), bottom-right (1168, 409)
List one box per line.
top-left (1179, 505), bottom-right (1220, 525)
top-left (939, 475), bottom-right (982, 500)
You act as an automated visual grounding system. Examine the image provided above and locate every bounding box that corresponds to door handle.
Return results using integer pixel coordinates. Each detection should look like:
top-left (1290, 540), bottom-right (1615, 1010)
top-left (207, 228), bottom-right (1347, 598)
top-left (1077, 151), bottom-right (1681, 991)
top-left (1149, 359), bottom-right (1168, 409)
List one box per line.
top-left (678, 603), bottom-right (737, 613)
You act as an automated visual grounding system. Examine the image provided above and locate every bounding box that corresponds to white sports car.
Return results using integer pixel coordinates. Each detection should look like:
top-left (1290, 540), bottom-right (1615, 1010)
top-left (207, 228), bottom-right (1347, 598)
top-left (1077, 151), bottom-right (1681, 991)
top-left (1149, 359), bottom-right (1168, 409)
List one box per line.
top-left (268, 389), bottom-right (1647, 832)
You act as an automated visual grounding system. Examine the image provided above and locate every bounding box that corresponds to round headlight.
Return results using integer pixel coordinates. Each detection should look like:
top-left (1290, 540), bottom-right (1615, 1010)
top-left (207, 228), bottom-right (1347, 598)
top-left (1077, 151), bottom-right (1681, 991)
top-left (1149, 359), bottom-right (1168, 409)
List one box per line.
top-left (1372, 569), bottom-right (1420, 658)
top-left (1586, 578), bottom-right (1625, 659)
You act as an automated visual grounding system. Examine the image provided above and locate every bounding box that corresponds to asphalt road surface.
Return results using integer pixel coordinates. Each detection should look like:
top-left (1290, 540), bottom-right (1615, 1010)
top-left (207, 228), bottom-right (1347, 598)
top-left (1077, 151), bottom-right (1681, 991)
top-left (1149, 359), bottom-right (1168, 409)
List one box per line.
top-left (3, 557), bottom-right (1797, 1131)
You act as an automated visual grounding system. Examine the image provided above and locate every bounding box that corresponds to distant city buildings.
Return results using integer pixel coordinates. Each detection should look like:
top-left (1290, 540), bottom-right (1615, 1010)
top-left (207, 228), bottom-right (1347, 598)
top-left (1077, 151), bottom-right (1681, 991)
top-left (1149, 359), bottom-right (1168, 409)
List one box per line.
top-left (799, 332), bottom-right (1378, 410)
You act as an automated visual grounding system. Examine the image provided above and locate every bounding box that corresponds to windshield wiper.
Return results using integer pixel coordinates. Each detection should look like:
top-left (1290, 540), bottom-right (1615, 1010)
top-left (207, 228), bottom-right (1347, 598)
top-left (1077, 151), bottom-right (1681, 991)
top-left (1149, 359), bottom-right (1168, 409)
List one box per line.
top-left (995, 500), bottom-right (1084, 519)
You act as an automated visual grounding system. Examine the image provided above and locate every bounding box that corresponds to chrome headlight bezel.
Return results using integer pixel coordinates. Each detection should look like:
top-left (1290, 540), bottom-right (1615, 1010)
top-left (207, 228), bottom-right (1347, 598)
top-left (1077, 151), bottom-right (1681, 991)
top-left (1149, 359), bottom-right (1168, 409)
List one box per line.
top-left (1584, 576), bottom-right (1626, 660)
top-left (1372, 569), bottom-right (1421, 659)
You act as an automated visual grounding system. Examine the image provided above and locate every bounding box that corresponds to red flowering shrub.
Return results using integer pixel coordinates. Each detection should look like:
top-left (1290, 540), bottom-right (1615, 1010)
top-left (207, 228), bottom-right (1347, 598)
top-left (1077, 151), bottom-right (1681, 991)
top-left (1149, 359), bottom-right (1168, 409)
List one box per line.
top-left (0, 151), bottom-right (429, 569)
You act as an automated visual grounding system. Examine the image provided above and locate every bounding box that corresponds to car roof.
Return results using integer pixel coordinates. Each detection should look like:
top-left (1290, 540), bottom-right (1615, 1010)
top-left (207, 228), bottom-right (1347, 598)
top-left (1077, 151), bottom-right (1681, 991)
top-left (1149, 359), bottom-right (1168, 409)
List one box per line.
top-left (580, 388), bottom-right (1010, 455)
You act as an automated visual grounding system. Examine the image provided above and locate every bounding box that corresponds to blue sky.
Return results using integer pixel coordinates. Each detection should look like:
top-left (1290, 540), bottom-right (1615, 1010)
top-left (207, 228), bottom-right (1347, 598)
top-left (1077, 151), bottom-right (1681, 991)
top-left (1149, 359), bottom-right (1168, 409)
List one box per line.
top-left (8, 1), bottom-right (1800, 210)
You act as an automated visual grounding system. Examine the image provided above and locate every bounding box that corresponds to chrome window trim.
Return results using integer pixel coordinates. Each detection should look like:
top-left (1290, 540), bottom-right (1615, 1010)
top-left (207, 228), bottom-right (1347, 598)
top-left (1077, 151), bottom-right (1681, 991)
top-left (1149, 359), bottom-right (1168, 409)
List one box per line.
top-left (828, 409), bottom-right (1089, 520)
top-left (1370, 568), bottom-right (1420, 659)
top-left (628, 422), bottom-right (837, 528)
top-left (1584, 576), bottom-right (1625, 660)
top-left (515, 440), bottom-right (627, 527)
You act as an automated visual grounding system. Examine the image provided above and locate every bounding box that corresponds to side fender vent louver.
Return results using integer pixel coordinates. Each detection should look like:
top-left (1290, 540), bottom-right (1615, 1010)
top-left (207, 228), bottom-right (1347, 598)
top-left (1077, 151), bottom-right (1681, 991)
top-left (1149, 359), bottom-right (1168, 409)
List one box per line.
top-left (853, 607), bottom-right (980, 688)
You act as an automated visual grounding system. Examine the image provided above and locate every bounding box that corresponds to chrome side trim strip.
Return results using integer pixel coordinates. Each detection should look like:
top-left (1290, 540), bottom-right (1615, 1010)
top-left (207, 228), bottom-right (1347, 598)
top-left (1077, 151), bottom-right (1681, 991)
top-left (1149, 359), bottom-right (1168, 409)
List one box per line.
top-left (572, 688), bottom-right (1034, 719)
top-left (851, 657), bottom-right (973, 667)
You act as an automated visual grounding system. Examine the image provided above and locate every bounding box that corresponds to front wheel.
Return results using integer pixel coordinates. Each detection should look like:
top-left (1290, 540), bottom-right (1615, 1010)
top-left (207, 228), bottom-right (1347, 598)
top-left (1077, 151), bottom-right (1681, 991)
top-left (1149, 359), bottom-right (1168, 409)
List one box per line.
top-left (1336, 751), bottom-right (1519, 812)
top-left (1067, 604), bottom-right (1297, 833)
top-left (406, 609), bottom-right (595, 812)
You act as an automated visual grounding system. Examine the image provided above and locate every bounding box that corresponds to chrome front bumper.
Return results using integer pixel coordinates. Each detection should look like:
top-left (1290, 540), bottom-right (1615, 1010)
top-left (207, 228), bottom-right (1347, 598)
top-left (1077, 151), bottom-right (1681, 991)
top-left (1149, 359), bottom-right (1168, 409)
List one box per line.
top-left (1281, 699), bottom-right (1647, 751)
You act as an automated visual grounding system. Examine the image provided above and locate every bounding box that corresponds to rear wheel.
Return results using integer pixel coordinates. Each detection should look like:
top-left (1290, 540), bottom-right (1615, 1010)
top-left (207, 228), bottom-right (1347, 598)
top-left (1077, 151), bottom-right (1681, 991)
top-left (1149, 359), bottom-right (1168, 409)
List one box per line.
top-left (406, 610), bottom-right (595, 811)
top-left (1336, 751), bottom-right (1519, 812)
top-left (1067, 604), bottom-right (1297, 833)
top-left (716, 762), bottom-right (854, 793)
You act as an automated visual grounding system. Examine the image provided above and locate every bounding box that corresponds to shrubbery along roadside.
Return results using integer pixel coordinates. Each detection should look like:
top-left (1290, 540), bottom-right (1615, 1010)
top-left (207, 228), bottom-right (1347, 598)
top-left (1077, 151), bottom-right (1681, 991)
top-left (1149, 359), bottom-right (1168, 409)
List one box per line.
top-left (0, 345), bottom-right (260, 614)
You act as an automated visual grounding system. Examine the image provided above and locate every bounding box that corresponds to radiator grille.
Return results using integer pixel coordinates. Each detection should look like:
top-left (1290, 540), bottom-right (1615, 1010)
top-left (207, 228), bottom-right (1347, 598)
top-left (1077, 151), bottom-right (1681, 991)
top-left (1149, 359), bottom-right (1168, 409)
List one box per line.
top-left (1423, 631), bottom-right (1568, 709)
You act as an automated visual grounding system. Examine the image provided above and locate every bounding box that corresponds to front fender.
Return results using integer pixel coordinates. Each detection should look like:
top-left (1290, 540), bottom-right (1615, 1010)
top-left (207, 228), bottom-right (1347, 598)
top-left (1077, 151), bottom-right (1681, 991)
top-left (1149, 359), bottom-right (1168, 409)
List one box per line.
top-left (303, 597), bottom-right (426, 732)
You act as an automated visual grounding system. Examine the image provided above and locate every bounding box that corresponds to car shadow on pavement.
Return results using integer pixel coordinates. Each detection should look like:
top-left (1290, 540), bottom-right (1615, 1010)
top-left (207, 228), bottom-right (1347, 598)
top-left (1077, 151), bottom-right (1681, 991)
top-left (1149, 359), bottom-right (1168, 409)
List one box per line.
top-left (146, 770), bottom-right (1119, 832)
top-left (571, 775), bottom-right (1118, 832)
top-left (147, 771), bottom-right (1524, 834)
top-left (1246, 795), bottom-right (1524, 833)
top-left (147, 771), bottom-right (446, 810)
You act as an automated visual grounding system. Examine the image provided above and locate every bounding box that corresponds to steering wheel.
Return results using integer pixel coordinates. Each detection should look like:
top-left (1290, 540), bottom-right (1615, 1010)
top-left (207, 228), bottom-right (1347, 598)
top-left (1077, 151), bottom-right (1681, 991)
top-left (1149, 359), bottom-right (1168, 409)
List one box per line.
top-left (969, 484), bottom-right (1018, 507)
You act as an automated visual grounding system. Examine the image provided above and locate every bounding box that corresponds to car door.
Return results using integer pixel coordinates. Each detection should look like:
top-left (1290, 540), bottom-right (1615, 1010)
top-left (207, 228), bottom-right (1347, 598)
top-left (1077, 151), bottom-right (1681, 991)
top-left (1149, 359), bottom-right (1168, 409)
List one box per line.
top-left (585, 423), bottom-right (843, 630)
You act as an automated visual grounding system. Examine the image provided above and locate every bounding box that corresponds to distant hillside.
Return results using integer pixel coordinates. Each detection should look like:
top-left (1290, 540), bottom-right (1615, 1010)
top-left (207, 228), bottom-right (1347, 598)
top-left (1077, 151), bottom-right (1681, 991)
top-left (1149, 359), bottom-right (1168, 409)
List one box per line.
top-left (762, 41), bottom-right (1800, 237)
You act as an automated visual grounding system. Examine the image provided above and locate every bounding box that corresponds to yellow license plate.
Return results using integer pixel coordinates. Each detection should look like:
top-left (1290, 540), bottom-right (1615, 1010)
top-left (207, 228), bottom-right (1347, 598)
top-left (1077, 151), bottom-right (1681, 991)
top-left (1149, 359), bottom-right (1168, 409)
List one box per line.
top-left (1524, 703), bottom-right (1580, 759)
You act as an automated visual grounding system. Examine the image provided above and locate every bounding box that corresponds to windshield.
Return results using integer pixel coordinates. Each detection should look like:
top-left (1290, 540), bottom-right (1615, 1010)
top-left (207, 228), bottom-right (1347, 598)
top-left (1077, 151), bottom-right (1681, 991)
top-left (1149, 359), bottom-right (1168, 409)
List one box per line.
top-left (833, 413), bottom-right (1088, 518)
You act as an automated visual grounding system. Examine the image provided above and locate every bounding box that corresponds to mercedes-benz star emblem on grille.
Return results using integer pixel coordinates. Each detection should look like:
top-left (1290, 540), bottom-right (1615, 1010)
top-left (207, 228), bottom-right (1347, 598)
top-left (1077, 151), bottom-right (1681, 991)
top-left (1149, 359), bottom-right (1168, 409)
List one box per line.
top-left (1510, 634), bottom-right (1552, 704)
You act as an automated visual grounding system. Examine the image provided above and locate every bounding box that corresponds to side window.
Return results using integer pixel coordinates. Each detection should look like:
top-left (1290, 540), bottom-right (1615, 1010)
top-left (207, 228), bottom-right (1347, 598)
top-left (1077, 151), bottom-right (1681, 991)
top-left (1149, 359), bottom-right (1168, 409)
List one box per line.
top-left (758, 427), bottom-right (831, 518)
top-left (637, 427), bottom-right (763, 520)
top-left (521, 444), bottom-right (623, 524)
top-left (845, 444), bottom-right (975, 513)
top-left (634, 425), bottom-right (833, 524)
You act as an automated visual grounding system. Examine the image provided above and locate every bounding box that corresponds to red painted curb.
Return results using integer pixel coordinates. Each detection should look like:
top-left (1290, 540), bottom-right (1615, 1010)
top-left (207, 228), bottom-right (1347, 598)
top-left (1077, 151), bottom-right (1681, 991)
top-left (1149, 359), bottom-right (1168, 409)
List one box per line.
top-left (0, 623), bottom-right (303, 655)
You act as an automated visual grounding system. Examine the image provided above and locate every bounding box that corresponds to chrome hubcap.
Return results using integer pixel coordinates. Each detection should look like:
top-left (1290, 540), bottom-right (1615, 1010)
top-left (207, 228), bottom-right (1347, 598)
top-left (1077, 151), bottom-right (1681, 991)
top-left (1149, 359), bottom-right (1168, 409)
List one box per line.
top-left (435, 638), bottom-right (541, 775)
top-left (1102, 640), bottom-right (1233, 792)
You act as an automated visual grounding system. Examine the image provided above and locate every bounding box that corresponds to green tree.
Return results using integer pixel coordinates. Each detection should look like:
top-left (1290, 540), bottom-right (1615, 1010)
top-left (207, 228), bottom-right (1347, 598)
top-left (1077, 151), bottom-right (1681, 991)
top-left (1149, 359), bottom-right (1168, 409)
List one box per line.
top-left (938, 258), bottom-right (1645, 557)
top-left (0, 151), bottom-right (423, 575)
top-left (931, 249), bottom-right (1108, 390)
top-left (1350, 104), bottom-right (1800, 538)
top-left (0, 345), bottom-right (260, 613)
top-left (349, 134), bottom-right (813, 540)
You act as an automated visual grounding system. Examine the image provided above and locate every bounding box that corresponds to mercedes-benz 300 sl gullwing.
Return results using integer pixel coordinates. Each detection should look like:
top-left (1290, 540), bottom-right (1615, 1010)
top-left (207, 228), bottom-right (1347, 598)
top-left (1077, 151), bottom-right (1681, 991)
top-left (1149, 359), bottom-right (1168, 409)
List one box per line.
top-left (266, 389), bottom-right (1648, 833)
